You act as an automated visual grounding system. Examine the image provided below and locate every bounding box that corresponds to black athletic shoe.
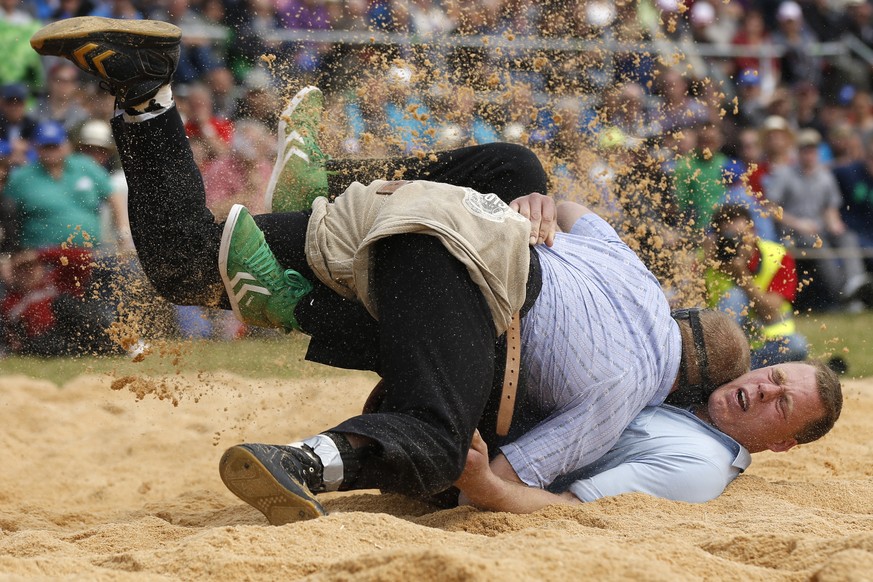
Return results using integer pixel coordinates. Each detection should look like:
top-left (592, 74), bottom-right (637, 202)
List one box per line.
top-left (30, 16), bottom-right (180, 108)
top-left (219, 443), bottom-right (327, 525)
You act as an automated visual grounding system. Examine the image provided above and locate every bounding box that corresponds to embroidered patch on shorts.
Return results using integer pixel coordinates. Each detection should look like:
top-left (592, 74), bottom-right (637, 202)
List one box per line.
top-left (462, 188), bottom-right (527, 223)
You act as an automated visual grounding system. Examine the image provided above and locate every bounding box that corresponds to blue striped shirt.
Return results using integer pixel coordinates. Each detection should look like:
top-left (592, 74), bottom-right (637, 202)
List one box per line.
top-left (501, 214), bottom-right (682, 487)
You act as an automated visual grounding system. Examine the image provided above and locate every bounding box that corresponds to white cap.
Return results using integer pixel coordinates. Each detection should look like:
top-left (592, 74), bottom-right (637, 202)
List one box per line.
top-left (387, 65), bottom-right (413, 86)
top-left (79, 119), bottom-right (113, 149)
top-left (656, 0), bottom-right (680, 12)
top-left (586, 1), bottom-right (616, 27)
top-left (691, 1), bottom-right (716, 25)
top-left (777, 1), bottom-right (803, 21)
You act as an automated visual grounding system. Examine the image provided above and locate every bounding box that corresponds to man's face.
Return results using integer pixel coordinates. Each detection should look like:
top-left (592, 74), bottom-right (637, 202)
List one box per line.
top-left (719, 216), bottom-right (756, 246)
top-left (36, 142), bottom-right (69, 168)
top-left (705, 363), bottom-right (824, 453)
top-left (799, 144), bottom-right (819, 168)
top-left (1, 97), bottom-right (25, 123)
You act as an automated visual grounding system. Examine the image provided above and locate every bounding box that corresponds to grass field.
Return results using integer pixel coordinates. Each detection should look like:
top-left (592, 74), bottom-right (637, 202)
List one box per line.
top-left (1, 310), bottom-right (871, 385)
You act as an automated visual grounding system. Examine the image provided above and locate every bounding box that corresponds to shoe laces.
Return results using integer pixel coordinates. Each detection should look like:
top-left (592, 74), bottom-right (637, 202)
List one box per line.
top-left (281, 443), bottom-right (325, 493)
top-left (245, 243), bottom-right (313, 300)
top-left (98, 80), bottom-right (118, 98)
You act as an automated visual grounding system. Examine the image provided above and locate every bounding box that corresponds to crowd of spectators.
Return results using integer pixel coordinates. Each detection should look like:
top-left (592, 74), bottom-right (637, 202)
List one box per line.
top-left (2, 0), bottom-right (873, 358)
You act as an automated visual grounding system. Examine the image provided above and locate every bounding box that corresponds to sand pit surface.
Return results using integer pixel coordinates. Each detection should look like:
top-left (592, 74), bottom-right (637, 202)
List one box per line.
top-left (1, 367), bottom-right (872, 581)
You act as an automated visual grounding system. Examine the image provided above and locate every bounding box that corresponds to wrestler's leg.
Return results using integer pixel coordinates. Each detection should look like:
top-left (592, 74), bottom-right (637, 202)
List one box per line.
top-left (326, 234), bottom-right (496, 495)
top-left (326, 142), bottom-right (549, 204)
top-left (114, 107), bottom-right (318, 305)
top-left (219, 234), bottom-right (497, 523)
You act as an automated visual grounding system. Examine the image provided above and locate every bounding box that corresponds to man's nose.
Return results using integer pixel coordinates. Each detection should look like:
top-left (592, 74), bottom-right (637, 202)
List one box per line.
top-left (758, 383), bottom-right (782, 402)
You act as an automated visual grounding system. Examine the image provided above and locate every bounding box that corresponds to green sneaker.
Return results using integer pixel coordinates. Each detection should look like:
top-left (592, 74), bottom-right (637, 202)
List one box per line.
top-left (264, 86), bottom-right (329, 213)
top-left (219, 204), bottom-right (312, 331)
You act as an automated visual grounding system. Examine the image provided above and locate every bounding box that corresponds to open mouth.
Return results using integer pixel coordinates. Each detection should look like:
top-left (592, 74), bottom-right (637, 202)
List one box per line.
top-left (736, 389), bottom-right (748, 412)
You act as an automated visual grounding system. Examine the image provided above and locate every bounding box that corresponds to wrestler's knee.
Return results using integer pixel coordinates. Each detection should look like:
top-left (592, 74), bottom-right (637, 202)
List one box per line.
top-left (485, 142), bottom-right (548, 192)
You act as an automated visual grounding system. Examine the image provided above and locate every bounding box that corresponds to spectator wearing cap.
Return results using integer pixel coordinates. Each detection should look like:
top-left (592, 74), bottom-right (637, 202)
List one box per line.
top-left (760, 115), bottom-right (796, 189)
top-left (0, 120), bottom-right (127, 356)
top-left (3, 120), bottom-right (125, 251)
top-left (827, 121), bottom-right (864, 168)
top-left (772, 1), bottom-right (822, 87)
top-left (726, 69), bottom-right (768, 134)
top-left (0, 83), bottom-right (38, 167)
top-left (766, 128), bottom-right (873, 310)
top-left (74, 119), bottom-right (133, 253)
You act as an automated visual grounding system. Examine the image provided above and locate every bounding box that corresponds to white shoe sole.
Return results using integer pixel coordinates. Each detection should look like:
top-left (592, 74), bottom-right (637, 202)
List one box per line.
top-left (264, 86), bottom-right (321, 213)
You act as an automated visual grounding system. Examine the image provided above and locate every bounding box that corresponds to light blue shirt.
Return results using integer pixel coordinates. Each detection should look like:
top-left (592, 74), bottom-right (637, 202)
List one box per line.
top-left (553, 405), bottom-right (751, 503)
top-left (502, 214), bottom-right (682, 487)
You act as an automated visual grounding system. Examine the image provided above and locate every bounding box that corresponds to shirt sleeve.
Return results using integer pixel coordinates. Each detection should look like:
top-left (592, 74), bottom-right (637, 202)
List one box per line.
top-left (501, 397), bottom-right (632, 488)
top-left (567, 453), bottom-right (739, 504)
top-left (568, 212), bottom-right (623, 243)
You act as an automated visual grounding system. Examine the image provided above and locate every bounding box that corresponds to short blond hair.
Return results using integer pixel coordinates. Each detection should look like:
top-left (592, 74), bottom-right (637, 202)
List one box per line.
top-left (795, 359), bottom-right (842, 445)
top-left (677, 309), bottom-right (751, 390)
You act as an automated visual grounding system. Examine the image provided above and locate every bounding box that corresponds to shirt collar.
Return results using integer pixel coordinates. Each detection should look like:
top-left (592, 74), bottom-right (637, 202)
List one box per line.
top-left (663, 404), bottom-right (752, 472)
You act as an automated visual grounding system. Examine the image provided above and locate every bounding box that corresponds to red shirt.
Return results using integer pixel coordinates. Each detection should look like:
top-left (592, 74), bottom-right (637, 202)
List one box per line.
top-left (184, 117), bottom-right (234, 144)
top-left (1, 248), bottom-right (94, 339)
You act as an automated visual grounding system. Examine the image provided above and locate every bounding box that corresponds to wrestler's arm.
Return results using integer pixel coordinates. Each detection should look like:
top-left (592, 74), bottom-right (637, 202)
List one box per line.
top-left (454, 431), bottom-right (580, 513)
top-left (556, 200), bottom-right (594, 232)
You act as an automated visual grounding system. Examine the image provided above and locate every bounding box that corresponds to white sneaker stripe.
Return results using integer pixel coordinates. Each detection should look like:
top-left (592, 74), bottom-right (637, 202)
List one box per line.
top-left (282, 145), bottom-right (310, 164)
top-left (232, 282), bottom-right (272, 301)
top-left (229, 271), bottom-right (257, 287)
top-left (287, 130), bottom-right (306, 146)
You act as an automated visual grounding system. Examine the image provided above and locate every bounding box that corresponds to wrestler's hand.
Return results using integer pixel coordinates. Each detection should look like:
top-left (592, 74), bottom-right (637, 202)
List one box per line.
top-left (510, 193), bottom-right (557, 247)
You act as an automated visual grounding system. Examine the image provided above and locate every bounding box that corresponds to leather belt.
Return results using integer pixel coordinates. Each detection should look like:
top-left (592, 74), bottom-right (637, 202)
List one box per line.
top-left (496, 311), bottom-right (521, 436)
top-left (376, 180), bottom-right (411, 195)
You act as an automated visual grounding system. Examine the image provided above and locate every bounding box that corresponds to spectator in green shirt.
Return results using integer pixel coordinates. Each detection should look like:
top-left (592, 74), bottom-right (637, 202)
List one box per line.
top-left (672, 123), bottom-right (730, 232)
top-left (0, 5), bottom-right (43, 90)
top-left (3, 120), bottom-right (125, 250)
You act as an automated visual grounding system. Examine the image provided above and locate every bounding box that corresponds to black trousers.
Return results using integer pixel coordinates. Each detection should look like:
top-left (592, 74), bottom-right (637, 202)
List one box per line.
top-left (112, 108), bottom-right (547, 496)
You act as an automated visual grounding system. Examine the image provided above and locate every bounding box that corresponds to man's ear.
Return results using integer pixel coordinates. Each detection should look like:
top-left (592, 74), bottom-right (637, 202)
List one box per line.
top-left (767, 438), bottom-right (798, 453)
